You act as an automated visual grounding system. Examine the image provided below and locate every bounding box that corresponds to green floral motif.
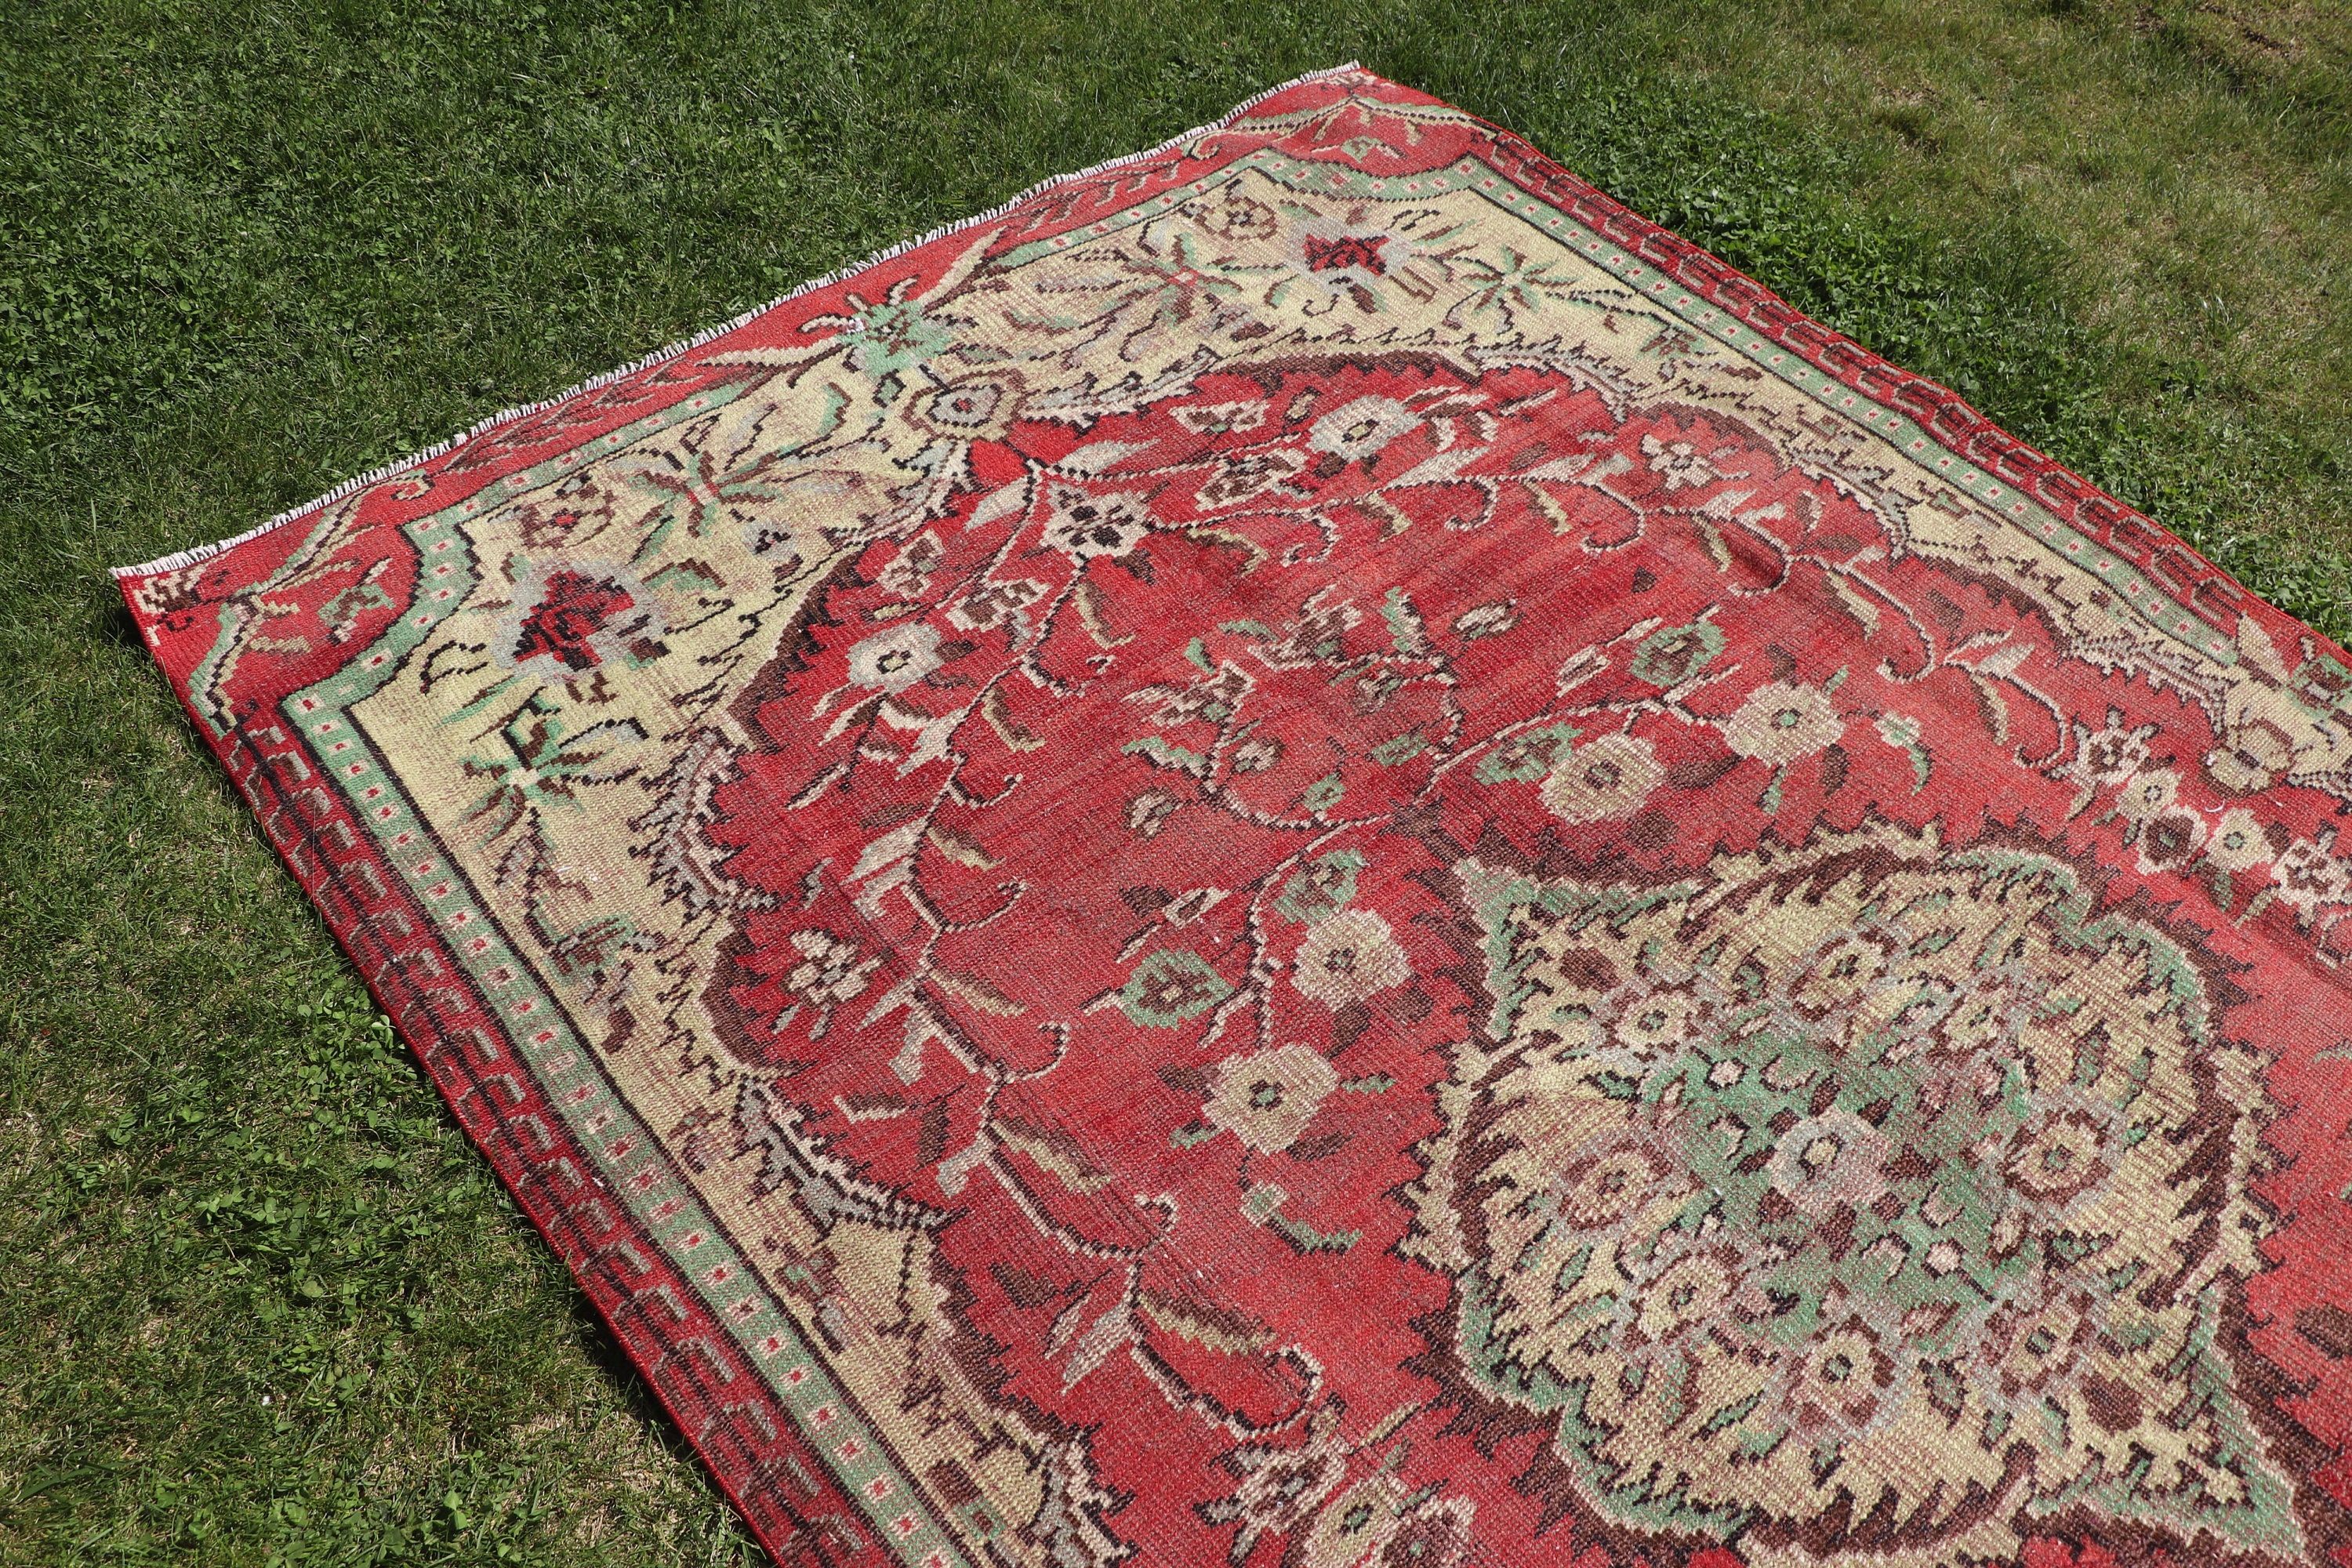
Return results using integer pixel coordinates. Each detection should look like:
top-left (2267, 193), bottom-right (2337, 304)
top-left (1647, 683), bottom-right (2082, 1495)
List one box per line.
top-left (1117, 949), bottom-right (1233, 1027)
top-left (1628, 617), bottom-right (1724, 688)
top-left (458, 695), bottom-right (650, 842)
top-left (1421, 822), bottom-right (2292, 1561)
top-left (1475, 721), bottom-right (1581, 784)
top-left (841, 295), bottom-right (955, 376)
top-left (1276, 850), bottom-right (1365, 924)
top-left (1445, 245), bottom-right (1581, 330)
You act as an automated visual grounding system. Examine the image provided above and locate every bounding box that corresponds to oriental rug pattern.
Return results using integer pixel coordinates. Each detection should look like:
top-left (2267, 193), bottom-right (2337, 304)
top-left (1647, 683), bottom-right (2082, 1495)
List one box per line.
top-left (118, 65), bottom-right (2352, 1568)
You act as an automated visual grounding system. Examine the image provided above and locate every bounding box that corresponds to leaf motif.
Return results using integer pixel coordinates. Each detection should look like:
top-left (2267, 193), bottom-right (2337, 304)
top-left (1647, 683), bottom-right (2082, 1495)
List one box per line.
top-left (1522, 480), bottom-right (1574, 535)
top-left (982, 686), bottom-right (1047, 751)
top-left (996, 1115), bottom-right (1112, 1191)
top-left (1970, 641), bottom-right (2032, 681)
top-left (850, 821), bottom-right (924, 884)
top-left (927, 822), bottom-right (1000, 869)
top-left (1826, 573), bottom-right (1880, 635)
top-left (1056, 1301), bottom-right (1134, 1390)
top-left (1381, 587), bottom-right (1432, 658)
top-left (1388, 444), bottom-right (1484, 489)
top-left (931, 968), bottom-right (1027, 1017)
top-left (1691, 514), bottom-right (1733, 572)
top-left (1073, 580), bottom-right (1134, 647)
top-left (2237, 614), bottom-right (2291, 680)
top-left (966, 474), bottom-right (1034, 531)
top-left (1055, 439), bottom-right (1151, 476)
top-left (1138, 1290), bottom-right (1273, 1355)
top-left (1967, 673), bottom-right (2011, 742)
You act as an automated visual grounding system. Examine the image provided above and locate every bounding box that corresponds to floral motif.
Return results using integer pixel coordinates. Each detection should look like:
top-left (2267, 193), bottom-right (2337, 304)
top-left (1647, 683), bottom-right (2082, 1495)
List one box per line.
top-left (2274, 833), bottom-right (2352, 916)
top-left (2136, 806), bottom-right (2206, 873)
top-left (1044, 485), bottom-right (1152, 558)
top-left (2113, 766), bottom-right (2180, 822)
top-left (2063, 708), bottom-right (2159, 810)
top-left (1275, 850), bottom-right (1364, 924)
top-left (1290, 909), bottom-right (1410, 1007)
top-left (783, 929), bottom-right (881, 1008)
top-left (906, 368), bottom-right (1031, 441)
top-left (1371, 1497), bottom-right (1474, 1568)
top-left (2210, 807), bottom-right (2274, 873)
top-left (1721, 679), bottom-right (1842, 765)
top-left (1640, 430), bottom-right (1723, 490)
top-left (1203, 1044), bottom-right (1339, 1154)
top-left (1629, 617), bottom-right (1723, 688)
top-left (1422, 823), bottom-right (2287, 1563)
top-left (493, 560), bottom-right (668, 684)
top-left (1308, 397), bottom-right (1419, 463)
top-left (843, 621), bottom-right (944, 691)
top-left (1195, 449), bottom-right (1308, 510)
top-left (1120, 949), bottom-right (1234, 1026)
top-left (1537, 731), bottom-right (1662, 822)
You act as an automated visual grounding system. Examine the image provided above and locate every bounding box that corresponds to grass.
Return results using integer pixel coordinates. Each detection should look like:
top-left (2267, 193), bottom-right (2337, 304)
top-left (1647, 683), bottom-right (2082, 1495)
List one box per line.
top-left (1, 0), bottom-right (2346, 1562)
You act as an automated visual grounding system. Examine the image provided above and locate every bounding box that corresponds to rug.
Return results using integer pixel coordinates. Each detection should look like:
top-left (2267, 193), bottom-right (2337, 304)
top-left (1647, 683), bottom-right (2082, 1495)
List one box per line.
top-left (116, 64), bottom-right (2352, 1568)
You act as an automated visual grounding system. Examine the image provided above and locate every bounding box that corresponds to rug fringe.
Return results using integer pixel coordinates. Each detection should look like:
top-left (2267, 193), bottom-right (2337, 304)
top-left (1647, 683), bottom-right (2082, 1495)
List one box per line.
top-left (111, 62), bottom-right (1369, 582)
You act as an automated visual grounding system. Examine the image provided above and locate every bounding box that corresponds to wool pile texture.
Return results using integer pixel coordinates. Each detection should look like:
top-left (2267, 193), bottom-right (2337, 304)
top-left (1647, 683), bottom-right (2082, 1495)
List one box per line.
top-left (118, 65), bottom-right (2352, 1568)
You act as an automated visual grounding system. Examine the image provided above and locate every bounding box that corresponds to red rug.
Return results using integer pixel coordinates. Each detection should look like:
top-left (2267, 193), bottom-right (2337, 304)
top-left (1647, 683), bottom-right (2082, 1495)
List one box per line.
top-left (118, 64), bottom-right (2352, 1568)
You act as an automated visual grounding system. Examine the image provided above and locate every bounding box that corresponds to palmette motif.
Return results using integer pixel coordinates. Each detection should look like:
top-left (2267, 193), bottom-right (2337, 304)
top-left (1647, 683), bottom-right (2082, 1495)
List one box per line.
top-left (121, 65), bottom-right (2352, 1568)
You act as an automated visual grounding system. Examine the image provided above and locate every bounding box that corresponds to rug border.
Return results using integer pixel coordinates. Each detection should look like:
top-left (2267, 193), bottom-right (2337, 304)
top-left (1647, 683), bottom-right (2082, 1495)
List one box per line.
top-left (109, 60), bottom-right (1370, 583)
top-left (1448, 101), bottom-right (2298, 664)
top-left (116, 62), bottom-right (2327, 702)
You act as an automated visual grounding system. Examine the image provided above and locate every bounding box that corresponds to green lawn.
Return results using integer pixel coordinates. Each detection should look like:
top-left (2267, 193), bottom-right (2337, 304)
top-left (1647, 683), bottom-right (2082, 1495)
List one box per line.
top-left (2, 2), bottom-right (2346, 1563)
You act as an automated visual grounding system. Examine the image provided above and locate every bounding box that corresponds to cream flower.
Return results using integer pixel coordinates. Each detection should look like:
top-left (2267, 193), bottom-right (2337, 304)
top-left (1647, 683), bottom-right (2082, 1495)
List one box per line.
top-left (844, 622), bottom-right (942, 692)
top-left (2207, 808), bottom-right (2271, 873)
top-left (2274, 837), bottom-right (2351, 913)
top-left (1539, 733), bottom-right (1663, 823)
top-left (1204, 1044), bottom-right (1340, 1154)
top-left (2113, 768), bottom-right (2180, 824)
top-left (1291, 909), bottom-right (1410, 1007)
top-left (1722, 681), bottom-right (1842, 766)
top-left (1308, 396), bottom-right (1419, 462)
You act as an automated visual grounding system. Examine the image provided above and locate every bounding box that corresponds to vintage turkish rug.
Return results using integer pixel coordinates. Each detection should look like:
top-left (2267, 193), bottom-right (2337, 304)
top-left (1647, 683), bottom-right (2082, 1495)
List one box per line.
top-left (118, 64), bottom-right (2352, 1568)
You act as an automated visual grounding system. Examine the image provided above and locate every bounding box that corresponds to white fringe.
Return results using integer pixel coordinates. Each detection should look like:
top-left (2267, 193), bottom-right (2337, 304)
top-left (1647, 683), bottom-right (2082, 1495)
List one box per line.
top-left (114, 63), bottom-right (1370, 581)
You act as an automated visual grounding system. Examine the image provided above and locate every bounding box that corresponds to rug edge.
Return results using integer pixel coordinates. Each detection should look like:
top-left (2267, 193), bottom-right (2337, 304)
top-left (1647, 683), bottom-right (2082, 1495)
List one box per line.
top-left (107, 59), bottom-right (1371, 584)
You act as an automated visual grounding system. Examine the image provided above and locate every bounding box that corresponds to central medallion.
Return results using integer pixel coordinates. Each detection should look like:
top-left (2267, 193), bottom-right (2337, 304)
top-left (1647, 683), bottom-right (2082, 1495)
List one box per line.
top-left (1410, 818), bottom-right (2296, 1566)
